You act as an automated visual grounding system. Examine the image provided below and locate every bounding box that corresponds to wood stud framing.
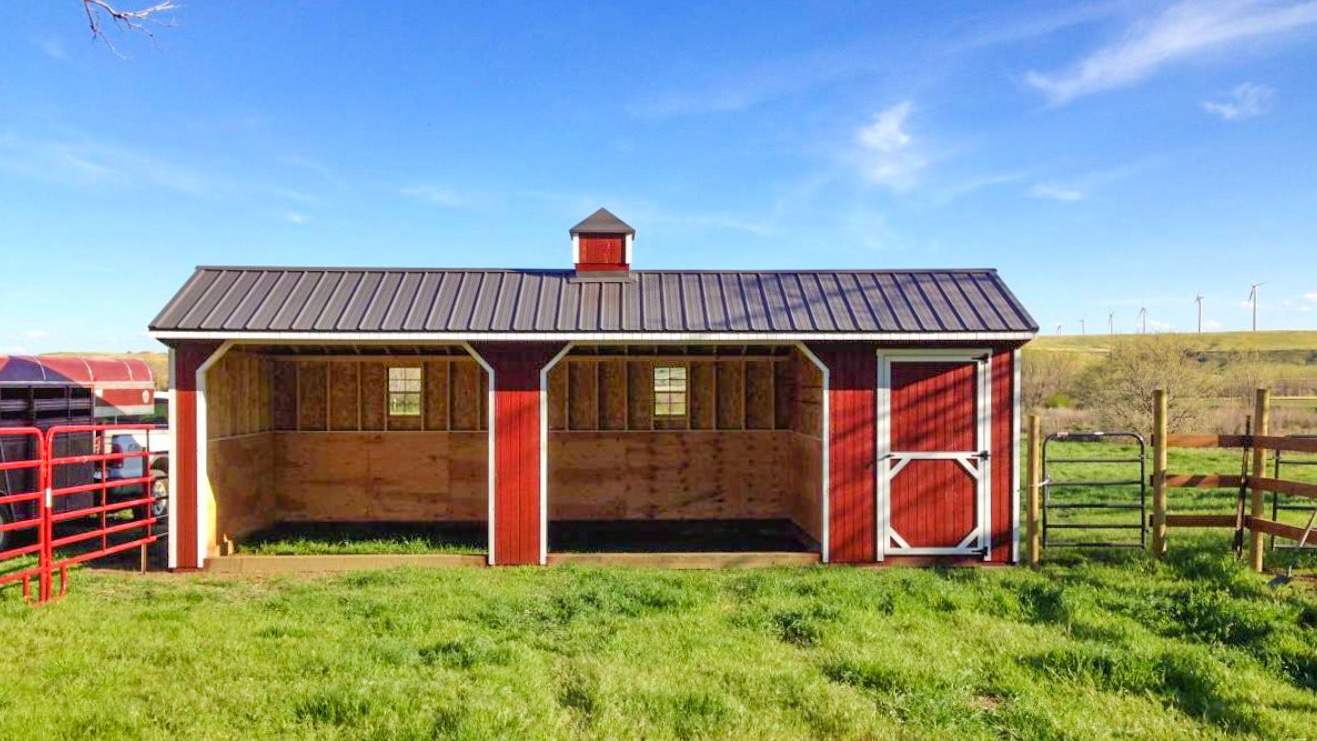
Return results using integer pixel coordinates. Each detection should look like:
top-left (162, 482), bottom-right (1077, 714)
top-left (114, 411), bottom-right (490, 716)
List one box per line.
top-left (275, 358), bottom-right (489, 433)
top-left (545, 351), bottom-right (805, 433)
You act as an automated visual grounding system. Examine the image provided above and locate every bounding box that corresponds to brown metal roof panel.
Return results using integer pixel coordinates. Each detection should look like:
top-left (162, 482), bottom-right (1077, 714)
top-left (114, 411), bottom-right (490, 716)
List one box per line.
top-left (202, 270), bottom-right (260, 330)
top-left (335, 271), bottom-right (383, 330)
top-left (150, 269), bottom-right (215, 329)
top-left (290, 272), bottom-right (344, 331)
top-left (225, 271), bottom-right (286, 331)
top-left (401, 272), bottom-right (442, 331)
top-left (267, 271), bottom-right (324, 331)
top-left (177, 269), bottom-right (241, 330)
top-left (379, 272), bottom-right (423, 331)
top-left (423, 272), bottom-right (463, 331)
top-left (358, 272), bottom-right (402, 330)
top-left (465, 273), bottom-right (500, 331)
top-left (920, 274), bottom-right (968, 332)
top-left (836, 273), bottom-right (878, 331)
top-left (311, 272), bottom-right (362, 331)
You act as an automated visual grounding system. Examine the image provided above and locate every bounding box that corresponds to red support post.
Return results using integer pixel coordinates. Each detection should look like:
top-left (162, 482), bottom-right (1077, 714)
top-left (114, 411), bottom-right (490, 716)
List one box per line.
top-left (170, 341), bottom-right (222, 571)
top-left (468, 343), bottom-right (567, 566)
top-left (806, 343), bottom-right (878, 564)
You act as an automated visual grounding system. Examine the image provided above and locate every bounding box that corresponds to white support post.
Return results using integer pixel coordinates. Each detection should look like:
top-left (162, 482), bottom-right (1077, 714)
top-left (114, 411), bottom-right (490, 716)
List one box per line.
top-left (539, 343), bottom-right (575, 565)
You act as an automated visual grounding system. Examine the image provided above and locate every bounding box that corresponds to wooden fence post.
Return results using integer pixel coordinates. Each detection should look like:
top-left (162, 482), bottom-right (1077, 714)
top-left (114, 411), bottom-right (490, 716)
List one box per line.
top-left (1027, 414), bottom-right (1042, 567)
top-left (1152, 389), bottom-right (1168, 558)
top-left (1249, 388), bottom-right (1271, 573)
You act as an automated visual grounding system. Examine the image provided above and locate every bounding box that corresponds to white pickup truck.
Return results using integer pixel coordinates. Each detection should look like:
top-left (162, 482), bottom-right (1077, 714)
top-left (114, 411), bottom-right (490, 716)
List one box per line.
top-left (94, 391), bottom-right (170, 522)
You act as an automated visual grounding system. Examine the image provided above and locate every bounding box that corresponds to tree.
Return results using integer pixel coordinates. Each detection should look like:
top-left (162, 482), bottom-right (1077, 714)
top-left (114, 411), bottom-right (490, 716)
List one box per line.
top-left (1020, 349), bottom-right (1088, 412)
top-left (82, 1), bottom-right (178, 52)
top-left (1077, 335), bottom-right (1217, 437)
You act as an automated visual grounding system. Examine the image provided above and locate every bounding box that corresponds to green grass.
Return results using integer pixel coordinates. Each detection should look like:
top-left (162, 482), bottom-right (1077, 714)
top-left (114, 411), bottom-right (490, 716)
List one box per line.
top-left (4, 443), bottom-right (1317, 739)
top-left (238, 523), bottom-right (485, 556)
top-left (4, 551), bottom-right (1317, 740)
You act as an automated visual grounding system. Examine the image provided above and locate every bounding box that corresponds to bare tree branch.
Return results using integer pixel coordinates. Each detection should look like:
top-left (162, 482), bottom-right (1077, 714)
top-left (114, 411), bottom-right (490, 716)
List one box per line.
top-left (82, 1), bottom-right (178, 54)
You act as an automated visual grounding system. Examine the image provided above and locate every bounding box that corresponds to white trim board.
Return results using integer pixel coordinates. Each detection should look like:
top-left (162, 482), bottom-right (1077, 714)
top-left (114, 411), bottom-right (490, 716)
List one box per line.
top-left (151, 330), bottom-right (1035, 343)
top-left (194, 340), bottom-right (234, 570)
top-left (539, 343), bottom-right (575, 566)
top-left (877, 349), bottom-right (993, 560)
top-left (794, 343), bottom-right (830, 564)
top-left (462, 344), bottom-right (497, 567)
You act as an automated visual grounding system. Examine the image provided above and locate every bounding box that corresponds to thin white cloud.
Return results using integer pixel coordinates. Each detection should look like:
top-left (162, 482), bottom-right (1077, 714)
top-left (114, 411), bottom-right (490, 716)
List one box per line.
top-left (1028, 159), bottom-right (1157, 202)
top-left (38, 39), bottom-right (68, 60)
top-left (284, 212), bottom-right (309, 225)
top-left (1203, 82), bottom-right (1275, 119)
top-left (1027, 0), bottom-right (1317, 104)
top-left (3, 346), bottom-right (29, 355)
top-left (854, 101), bottom-right (926, 190)
top-left (401, 185), bottom-right (463, 208)
top-left (1029, 183), bottom-right (1086, 201)
top-left (1303, 291), bottom-right (1317, 302)
top-left (951, 1), bottom-right (1124, 51)
top-left (24, 330), bottom-right (49, 340)
top-left (0, 133), bottom-right (207, 194)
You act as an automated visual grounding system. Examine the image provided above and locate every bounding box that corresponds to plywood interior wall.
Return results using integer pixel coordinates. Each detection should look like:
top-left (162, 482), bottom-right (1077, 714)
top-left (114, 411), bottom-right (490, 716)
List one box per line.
top-left (272, 358), bottom-right (488, 432)
top-left (205, 351), bottom-right (276, 551)
top-left (548, 350), bottom-right (826, 544)
top-left (273, 432), bottom-right (488, 522)
top-left (547, 354), bottom-right (795, 432)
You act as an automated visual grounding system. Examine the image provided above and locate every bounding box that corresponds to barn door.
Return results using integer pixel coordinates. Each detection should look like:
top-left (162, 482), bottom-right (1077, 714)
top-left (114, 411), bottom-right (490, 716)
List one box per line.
top-left (878, 352), bottom-right (991, 560)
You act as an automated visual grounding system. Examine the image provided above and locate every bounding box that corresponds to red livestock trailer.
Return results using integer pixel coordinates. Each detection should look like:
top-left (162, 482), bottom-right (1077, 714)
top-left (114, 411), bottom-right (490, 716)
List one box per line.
top-left (0, 356), bottom-right (162, 552)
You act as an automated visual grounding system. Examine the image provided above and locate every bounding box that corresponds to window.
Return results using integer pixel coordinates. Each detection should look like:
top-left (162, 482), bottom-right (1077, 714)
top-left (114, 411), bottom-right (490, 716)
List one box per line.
top-left (388, 367), bottom-right (422, 417)
top-left (653, 366), bottom-right (687, 417)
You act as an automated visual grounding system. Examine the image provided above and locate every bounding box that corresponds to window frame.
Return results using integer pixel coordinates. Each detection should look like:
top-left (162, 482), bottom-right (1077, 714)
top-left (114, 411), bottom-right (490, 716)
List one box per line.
top-left (387, 366), bottom-right (423, 418)
top-left (652, 364), bottom-right (688, 419)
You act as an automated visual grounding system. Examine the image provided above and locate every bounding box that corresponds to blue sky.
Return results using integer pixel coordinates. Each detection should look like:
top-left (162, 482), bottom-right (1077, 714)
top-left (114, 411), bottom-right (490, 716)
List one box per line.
top-left (3, 0), bottom-right (1316, 352)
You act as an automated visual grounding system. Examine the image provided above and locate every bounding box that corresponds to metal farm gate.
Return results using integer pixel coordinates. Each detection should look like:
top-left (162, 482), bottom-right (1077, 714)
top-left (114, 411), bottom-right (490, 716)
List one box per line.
top-left (1041, 431), bottom-right (1148, 549)
top-left (0, 424), bottom-right (163, 605)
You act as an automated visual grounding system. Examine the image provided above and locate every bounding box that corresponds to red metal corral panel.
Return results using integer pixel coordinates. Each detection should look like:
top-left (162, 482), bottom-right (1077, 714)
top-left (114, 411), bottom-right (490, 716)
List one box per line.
top-left (807, 343), bottom-right (877, 563)
top-left (990, 348), bottom-right (1016, 563)
top-left (469, 343), bottom-right (567, 566)
top-left (889, 362), bottom-right (978, 549)
top-left (576, 236), bottom-right (629, 272)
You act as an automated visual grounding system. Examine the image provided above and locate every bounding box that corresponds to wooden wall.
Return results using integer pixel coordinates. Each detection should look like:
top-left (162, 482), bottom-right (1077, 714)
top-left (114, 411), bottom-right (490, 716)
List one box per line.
top-left (272, 358), bottom-right (488, 432)
top-left (206, 351), bottom-right (276, 554)
top-left (273, 432), bottom-right (488, 521)
top-left (546, 350), bottom-right (825, 542)
top-left (548, 431), bottom-right (798, 521)
top-left (547, 356), bottom-right (789, 432)
top-left (207, 352), bottom-right (273, 438)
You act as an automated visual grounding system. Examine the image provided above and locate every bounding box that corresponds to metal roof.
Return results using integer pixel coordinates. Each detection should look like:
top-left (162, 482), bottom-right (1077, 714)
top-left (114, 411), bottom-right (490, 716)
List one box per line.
top-left (150, 268), bottom-right (1037, 337)
top-left (569, 208), bottom-right (635, 236)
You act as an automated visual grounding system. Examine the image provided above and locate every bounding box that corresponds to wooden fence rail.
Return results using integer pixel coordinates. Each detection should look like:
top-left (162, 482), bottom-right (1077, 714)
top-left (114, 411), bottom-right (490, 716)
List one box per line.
top-left (1026, 387), bottom-right (1317, 571)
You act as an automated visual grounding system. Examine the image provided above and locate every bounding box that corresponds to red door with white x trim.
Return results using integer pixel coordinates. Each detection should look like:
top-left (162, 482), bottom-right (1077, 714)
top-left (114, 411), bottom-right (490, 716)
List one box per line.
top-left (880, 354), bottom-right (990, 558)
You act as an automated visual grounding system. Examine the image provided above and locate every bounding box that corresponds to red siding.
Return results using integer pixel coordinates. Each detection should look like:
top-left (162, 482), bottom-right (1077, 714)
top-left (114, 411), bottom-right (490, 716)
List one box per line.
top-left (807, 343), bottom-right (877, 563)
top-left (171, 341), bottom-right (221, 571)
top-left (469, 343), bottom-right (566, 566)
top-left (576, 236), bottom-right (629, 272)
top-left (889, 361), bottom-right (978, 549)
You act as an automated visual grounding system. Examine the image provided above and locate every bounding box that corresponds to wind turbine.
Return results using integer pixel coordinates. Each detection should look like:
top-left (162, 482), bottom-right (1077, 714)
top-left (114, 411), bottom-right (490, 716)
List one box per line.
top-left (1249, 283), bottom-right (1263, 331)
top-left (1138, 307), bottom-right (1148, 334)
top-left (1195, 294), bottom-right (1205, 334)
top-left (1055, 322), bottom-right (1063, 335)
top-left (1108, 312), bottom-right (1115, 335)
top-left (1079, 318), bottom-right (1086, 335)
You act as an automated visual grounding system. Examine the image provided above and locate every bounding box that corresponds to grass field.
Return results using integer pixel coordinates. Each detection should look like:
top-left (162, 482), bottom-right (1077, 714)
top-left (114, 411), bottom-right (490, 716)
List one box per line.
top-left (3, 444), bottom-right (1317, 739)
top-left (1028, 330), bottom-right (1317, 356)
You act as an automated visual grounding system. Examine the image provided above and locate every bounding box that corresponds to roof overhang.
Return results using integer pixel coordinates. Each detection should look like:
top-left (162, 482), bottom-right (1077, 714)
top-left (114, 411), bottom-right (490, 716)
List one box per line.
top-left (150, 330), bottom-right (1037, 343)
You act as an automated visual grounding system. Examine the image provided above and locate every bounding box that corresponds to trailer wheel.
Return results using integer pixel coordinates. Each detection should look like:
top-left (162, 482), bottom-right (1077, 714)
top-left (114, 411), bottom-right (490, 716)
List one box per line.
top-left (133, 472), bottom-right (168, 525)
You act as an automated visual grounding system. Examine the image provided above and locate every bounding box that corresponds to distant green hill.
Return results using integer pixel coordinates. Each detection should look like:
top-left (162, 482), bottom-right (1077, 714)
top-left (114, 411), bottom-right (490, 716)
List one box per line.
top-left (1028, 331), bottom-right (1317, 365)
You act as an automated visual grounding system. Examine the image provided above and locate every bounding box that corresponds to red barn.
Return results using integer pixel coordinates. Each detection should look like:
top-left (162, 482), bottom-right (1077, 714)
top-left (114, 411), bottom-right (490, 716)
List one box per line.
top-left (149, 209), bottom-right (1037, 569)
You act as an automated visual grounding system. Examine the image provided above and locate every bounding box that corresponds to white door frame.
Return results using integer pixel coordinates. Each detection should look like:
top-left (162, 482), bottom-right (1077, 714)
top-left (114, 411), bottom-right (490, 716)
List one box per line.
top-left (877, 349), bottom-right (992, 561)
